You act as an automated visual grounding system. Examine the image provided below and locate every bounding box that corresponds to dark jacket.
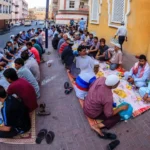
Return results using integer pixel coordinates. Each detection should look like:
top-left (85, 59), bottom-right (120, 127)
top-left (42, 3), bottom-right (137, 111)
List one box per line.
top-left (52, 35), bottom-right (60, 50)
top-left (61, 45), bottom-right (74, 67)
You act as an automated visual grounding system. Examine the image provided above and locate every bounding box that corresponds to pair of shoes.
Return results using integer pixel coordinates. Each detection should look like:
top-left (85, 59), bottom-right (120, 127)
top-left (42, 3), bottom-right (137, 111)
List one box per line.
top-left (37, 103), bottom-right (51, 116)
top-left (96, 132), bottom-right (120, 150)
top-left (64, 82), bottom-right (73, 95)
top-left (36, 129), bottom-right (55, 144)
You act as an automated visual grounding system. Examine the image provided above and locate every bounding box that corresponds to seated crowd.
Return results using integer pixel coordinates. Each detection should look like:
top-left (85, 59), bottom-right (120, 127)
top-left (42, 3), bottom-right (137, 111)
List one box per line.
top-left (51, 24), bottom-right (150, 136)
top-left (0, 28), bottom-right (47, 138)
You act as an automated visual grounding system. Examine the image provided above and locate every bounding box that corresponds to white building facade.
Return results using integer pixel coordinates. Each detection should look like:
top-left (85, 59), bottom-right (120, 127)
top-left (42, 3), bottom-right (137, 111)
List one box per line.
top-left (53, 0), bottom-right (89, 25)
top-left (11, 0), bottom-right (28, 23)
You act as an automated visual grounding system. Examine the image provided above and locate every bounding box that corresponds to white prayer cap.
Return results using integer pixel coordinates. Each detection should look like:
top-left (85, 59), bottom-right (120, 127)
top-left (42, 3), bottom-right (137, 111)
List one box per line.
top-left (10, 35), bottom-right (15, 38)
top-left (19, 31), bottom-right (22, 34)
top-left (105, 75), bottom-right (120, 86)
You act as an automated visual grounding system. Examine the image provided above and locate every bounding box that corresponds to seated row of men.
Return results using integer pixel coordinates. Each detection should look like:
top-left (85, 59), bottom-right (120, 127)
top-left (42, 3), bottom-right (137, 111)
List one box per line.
top-left (0, 28), bottom-right (47, 138)
top-left (52, 25), bottom-right (150, 136)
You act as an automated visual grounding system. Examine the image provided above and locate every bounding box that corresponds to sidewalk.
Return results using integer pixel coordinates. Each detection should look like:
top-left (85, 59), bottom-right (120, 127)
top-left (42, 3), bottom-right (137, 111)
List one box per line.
top-left (0, 41), bottom-right (150, 150)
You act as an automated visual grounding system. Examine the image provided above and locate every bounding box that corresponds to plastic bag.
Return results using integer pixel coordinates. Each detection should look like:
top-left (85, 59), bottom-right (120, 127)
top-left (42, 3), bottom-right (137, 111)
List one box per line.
top-left (47, 60), bottom-right (53, 67)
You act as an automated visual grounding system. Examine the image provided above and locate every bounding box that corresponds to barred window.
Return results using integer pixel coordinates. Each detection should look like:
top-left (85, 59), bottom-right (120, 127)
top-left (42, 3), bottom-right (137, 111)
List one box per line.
top-left (69, 1), bottom-right (75, 8)
top-left (112, 0), bottom-right (125, 23)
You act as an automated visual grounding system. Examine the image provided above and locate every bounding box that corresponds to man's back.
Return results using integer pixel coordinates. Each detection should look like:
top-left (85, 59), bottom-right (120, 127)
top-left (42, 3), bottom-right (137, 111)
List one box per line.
top-left (25, 57), bottom-right (40, 82)
top-left (34, 43), bottom-right (42, 56)
top-left (7, 78), bottom-right (38, 112)
top-left (83, 77), bottom-right (113, 118)
top-left (17, 66), bottom-right (40, 98)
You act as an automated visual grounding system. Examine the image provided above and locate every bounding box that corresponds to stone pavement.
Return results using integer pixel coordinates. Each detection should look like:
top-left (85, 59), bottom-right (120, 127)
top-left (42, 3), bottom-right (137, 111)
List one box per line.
top-left (0, 41), bottom-right (150, 150)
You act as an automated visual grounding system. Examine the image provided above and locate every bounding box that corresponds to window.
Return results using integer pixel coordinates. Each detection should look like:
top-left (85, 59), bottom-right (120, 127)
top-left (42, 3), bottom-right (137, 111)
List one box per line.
top-left (80, 2), bottom-right (84, 8)
top-left (112, 0), bottom-right (125, 23)
top-left (3, 5), bottom-right (5, 13)
top-left (69, 1), bottom-right (75, 8)
top-left (90, 0), bottom-right (99, 24)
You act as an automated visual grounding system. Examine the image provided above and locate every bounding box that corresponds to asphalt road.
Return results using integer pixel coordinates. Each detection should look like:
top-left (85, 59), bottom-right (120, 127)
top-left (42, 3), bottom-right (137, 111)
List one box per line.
top-left (0, 22), bottom-right (43, 48)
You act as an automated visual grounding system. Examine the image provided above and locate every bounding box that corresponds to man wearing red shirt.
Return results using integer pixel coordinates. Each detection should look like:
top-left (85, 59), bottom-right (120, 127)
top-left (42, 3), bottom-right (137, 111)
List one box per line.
top-left (26, 42), bottom-right (40, 64)
top-left (3, 68), bottom-right (38, 112)
top-left (59, 41), bottom-right (69, 54)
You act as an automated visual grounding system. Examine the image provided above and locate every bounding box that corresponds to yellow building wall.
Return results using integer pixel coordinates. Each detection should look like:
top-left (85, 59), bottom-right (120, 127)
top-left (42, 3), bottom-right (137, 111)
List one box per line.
top-left (88, 0), bottom-right (150, 63)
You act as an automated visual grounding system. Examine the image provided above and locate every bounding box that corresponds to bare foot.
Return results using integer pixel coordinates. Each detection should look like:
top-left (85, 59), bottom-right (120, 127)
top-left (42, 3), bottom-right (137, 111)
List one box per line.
top-left (91, 124), bottom-right (104, 136)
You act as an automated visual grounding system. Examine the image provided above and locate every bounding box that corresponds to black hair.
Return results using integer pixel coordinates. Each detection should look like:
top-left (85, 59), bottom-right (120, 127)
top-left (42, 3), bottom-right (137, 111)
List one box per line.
top-left (79, 30), bottom-right (84, 34)
top-left (77, 45), bottom-right (86, 52)
top-left (139, 55), bottom-right (147, 61)
top-left (100, 38), bottom-right (106, 44)
top-left (31, 39), bottom-right (36, 43)
top-left (0, 86), bottom-right (7, 98)
top-left (21, 51), bottom-right (29, 61)
top-left (94, 37), bottom-right (98, 40)
top-left (14, 58), bottom-right (24, 66)
top-left (26, 42), bottom-right (32, 47)
top-left (3, 68), bottom-right (19, 81)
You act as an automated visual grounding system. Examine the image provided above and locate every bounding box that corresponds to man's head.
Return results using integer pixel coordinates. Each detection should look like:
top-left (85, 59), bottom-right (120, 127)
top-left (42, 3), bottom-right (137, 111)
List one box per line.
top-left (0, 86), bottom-right (7, 100)
top-left (26, 42), bottom-right (32, 49)
top-left (139, 55), bottom-right (147, 67)
top-left (114, 43), bottom-right (121, 51)
top-left (79, 30), bottom-right (84, 35)
top-left (81, 18), bottom-right (83, 20)
top-left (84, 31), bottom-right (89, 36)
top-left (31, 39), bottom-right (36, 45)
top-left (14, 58), bottom-right (24, 70)
top-left (7, 41), bottom-right (12, 47)
top-left (121, 21), bottom-right (125, 26)
top-left (77, 45), bottom-right (87, 56)
top-left (63, 34), bottom-right (68, 40)
top-left (3, 68), bottom-right (19, 83)
top-left (89, 33), bottom-right (93, 39)
top-left (66, 39), bottom-right (74, 47)
top-left (75, 34), bottom-right (80, 40)
top-left (105, 75), bottom-right (120, 89)
top-left (94, 37), bottom-right (98, 43)
top-left (13, 39), bottom-right (18, 45)
top-left (22, 31), bottom-right (25, 34)
top-left (21, 51), bottom-right (29, 61)
top-left (100, 38), bottom-right (106, 47)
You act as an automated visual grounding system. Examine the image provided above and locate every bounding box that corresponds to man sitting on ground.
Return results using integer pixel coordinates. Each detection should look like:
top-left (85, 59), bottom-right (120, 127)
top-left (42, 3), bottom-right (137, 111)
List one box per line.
top-left (124, 55), bottom-right (150, 88)
top-left (88, 37), bottom-right (100, 58)
top-left (31, 39), bottom-right (42, 59)
top-left (57, 34), bottom-right (68, 51)
top-left (74, 45), bottom-right (96, 100)
top-left (14, 58), bottom-right (40, 98)
top-left (139, 82), bottom-right (150, 103)
top-left (21, 51), bottom-right (40, 83)
top-left (86, 33), bottom-right (94, 48)
top-left (105, 43), bottom-right (123, 70)
top-left (3, 68), bottom-right (38, 112)
top-left (83, 75), bottom-right (128, 136)
top-left (0, 86), bottom-right (31, 138)
top-left (26, 42), bottom-right (40, 64)
top-left (96, 38), bottom-right (109, 61)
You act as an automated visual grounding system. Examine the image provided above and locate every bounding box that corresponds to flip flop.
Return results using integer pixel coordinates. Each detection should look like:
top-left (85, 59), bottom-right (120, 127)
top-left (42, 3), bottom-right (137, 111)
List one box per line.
top-left (37, 111), bottom-right (51, 116)
top-left (64, 82), bottom-right (70, 89)
top-left (39, 103), bottom-right (46, 112)
top-left (45, 131), bottom-right (55, 144)
top-left (65, 87), bottom-right (73, 95)
top-left (107, 140), bottom-right (120, 150)
top-left (36, 129), bottom-right (47, 144)
top-left (97, 132), bottom-right (117, 140)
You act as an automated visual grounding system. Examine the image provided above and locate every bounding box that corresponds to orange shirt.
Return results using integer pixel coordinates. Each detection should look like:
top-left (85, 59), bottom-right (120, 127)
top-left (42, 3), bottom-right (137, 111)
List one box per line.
top-left (30, 47), bottom-right (40, 64)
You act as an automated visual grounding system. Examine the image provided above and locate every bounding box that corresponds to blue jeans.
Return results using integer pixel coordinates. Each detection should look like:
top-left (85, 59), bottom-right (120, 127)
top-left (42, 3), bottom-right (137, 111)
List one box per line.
top-left (110, 64), bottom-right (118, 70)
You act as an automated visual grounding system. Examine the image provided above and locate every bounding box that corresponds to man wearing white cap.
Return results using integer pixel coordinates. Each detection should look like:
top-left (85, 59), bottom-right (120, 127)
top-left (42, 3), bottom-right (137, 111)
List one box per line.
top-left (83, 75), bottom-right (128, 136)
top-left (105, 43), bottom-right (123, 70)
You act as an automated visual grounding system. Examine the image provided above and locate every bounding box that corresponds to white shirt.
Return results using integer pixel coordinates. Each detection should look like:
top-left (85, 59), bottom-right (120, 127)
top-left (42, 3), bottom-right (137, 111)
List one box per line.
top-left (0, 53), bottom-right (4, 61)
top-left (116, 26), bottom-right (127, 36)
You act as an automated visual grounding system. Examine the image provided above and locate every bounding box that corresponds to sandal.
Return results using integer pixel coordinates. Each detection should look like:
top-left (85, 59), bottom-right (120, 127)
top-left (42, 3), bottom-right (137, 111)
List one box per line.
top-left (97, 132), bottom-right (117, 140)
top-left (65, 87), bottom-right (73, 95)
top-left (37, 111), bottom-right (51, 116)
top-left (107, 140), bottom-right (120, 150)
top-left (45, 131), bottom-right (55, 144)
top-left (36, 129), bottom-right (47, 144)
top-left (64, 82), bottom-right (70, 89)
